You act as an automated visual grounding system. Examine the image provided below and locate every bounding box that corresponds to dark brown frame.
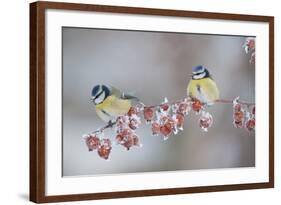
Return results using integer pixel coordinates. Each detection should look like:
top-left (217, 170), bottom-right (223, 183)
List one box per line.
top-left (30, 1), bottom-right (274, 203)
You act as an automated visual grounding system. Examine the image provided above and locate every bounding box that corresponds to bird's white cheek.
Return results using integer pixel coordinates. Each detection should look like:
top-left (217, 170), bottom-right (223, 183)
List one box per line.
top-left (94, 92), bottom-right (105, 104)
top-left (193, 72), bottom-right (206, 80)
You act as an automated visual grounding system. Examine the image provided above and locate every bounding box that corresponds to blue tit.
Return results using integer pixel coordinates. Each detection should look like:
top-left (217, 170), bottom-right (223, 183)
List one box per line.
top-left (91, 84), bottom-right (139, 122)
top-left (187, 65), bottom-right (220, 104)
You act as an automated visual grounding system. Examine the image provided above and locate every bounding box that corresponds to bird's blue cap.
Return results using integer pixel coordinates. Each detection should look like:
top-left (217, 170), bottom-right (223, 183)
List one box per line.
top-left (91, 85), bottom-right (100, 97)
top-left (91, 84), bottom-right (110, 98)
top-left (192, 65), bottom-right (205, 74)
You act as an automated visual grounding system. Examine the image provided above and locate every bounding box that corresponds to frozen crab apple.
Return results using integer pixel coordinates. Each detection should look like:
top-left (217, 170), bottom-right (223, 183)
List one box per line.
top-left (234, 111), bottom-right (244, 122)
top-left (151, 121), bottom-right (161, 136)
top-left (115, 128), bottom-right (140, 150)
top-left (176, 113), bottom-right (185, 130)
top-left (199, 112), bottom-right (213, 131)
top-left (245, 118), bottom-right (255, 132)
top-left (192, 100), bottom-right (203, 113)
top-left (85, 134), bottom-right (100, 151)
top-left (84, 95), bottom-right (255, 160)
top-left (143, 107), bottom-right (154, 122)
top-left (97, 139), bottom-right (112, 160)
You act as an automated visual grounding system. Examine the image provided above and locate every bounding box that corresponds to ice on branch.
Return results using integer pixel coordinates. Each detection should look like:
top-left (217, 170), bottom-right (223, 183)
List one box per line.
top-left (85, 134), bottom-right (100, 151)
top-left (199, 111), bottom-right (213, 132)
top-left (115, 106), bottom-right (142, 150)
top-left (191, 99), bottom-right (203, 113)
top-left (84, 134), bottom-right (112, 160)
top-left (146, 98), bottom-right (192, 140)
top-left (232, 97), bottom-right (255, 132)
top-left (97, 139), bottom-right (112, 160)
top-left (243, 37), bottom-right (255, 64)
top-left (83, 96), bottom-right (255, 160)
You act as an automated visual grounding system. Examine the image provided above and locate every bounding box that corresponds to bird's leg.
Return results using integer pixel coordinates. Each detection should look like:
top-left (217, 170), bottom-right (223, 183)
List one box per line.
top-left (189, 96), bottom-right (199, 102)
top-left (107, 120), bottom-right (115, 128)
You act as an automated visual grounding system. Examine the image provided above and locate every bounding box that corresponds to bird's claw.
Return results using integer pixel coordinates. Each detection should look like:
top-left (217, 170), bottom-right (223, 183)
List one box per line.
top-left (108, 120), bottom-right (114, 128)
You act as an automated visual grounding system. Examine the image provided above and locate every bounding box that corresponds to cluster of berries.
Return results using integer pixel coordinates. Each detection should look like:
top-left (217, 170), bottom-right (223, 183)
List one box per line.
top-left (144, 98), bottom-right (213, 140)
top-left (84, 97), bottom-right (254, 160)
top-left (243, 37), bottom-right (255, 64)
top-left (84, 135), bottom-right (112, 160)
top-left (233, 97), bottom-right (255, 132)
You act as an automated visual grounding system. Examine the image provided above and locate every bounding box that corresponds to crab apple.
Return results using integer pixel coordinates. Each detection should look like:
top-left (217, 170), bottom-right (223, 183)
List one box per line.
top-left (199, 112), bottom-right (213, 131)
top-left (85, 135), bottom-right (100, 151)
top-left (246, 119), bottom-right (255, 131)
top-left (234, 103), bottom-right (242, 112)
top-left (151, 121), bottom-right (161, 135)
top-left (122, 135), bottom-right (135, 150)
top-left (176, 113), bottom-right (185, 130)
top-left (97, 139), bottom-right (112, 160)
top-left (234, 120), bottom-right (243, 128)
top-left (192, 100), bottom-right (203, 112)
top-left (178, 102), bottom-right (189, 115)
top-left (132, 134), bottom-right (140, 146)
top-left (143, 107), bottom-right (154, 121)
top-left (129, 118), bottom-right (138, 130)
top-left (160, 103), bottom-right (170, 112)
top-left (160, 122), bottom-right (173, 137)
top-left (234, 111), bottom-right (244, 122)
top-left (127, 106), bottom-right (139, 116)
top-left (252, 106), bottom-right (255, 115)
top-left (98, 145), bottom-right (111, 160)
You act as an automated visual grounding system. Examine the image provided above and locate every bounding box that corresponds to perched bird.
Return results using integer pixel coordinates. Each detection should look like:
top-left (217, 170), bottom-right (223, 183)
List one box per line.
top-left (91, 84), bottom-right (139, 122)
top-left (187, 65), bottom-right (220, 104)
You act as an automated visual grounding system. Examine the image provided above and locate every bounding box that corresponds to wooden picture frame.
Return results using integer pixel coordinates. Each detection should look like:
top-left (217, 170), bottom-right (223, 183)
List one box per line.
top-left (30, 1), bottom-right (274, 203)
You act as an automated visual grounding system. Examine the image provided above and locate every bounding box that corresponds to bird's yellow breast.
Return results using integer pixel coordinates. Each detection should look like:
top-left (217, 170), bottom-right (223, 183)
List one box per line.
top-left (187, 78), bottom-right (220, 103)
top-left (95, 95), bottom-right (131, 121)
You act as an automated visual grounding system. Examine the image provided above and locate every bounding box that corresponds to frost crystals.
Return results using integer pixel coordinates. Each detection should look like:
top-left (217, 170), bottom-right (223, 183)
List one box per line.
top-left (233, 97), bottom-right (255, 133)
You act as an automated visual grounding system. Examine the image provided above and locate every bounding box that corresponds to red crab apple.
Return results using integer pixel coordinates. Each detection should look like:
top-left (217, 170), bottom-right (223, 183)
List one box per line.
top-left (199, 112), bottom-right (213, 131)
top-left (151, 121), bottom-right (161, 135)
top-left (252, 106), bottom-right (255, 115)
top-left (123, 134), bottom-right (140, 150)
top-left (144, 107), bottom-right (154, 121)
top-left (160, 103), bottom-right (169, 112)
top-left (85, 135), bottom-right (100, 151)
top-left (234, 103), bottom-right (242, 112)
top-left (246, 119), bottom-right (255, 131)
top-left (127, 106), bottom-right (139, 116)
top-left (234, 111), bottom-right (244, 122)
top-left (176, 113), bottom-right (185, 130)
top-left (160, 122), bottom-right (173, 137)
top-left (178, 102), bottom-right (189, 115)
top-left (97, 138), bottom-right (112, 159)
top-left (129, 118), bottom-right (139, 130)
top-left (192, 100), bottom-right (203, 112)
top-left (248, 39), bottom-right (255, 49)
top-left (234, 120), bottom-right (243, 128)
top-left (98, 145), bottom-right (111, 160)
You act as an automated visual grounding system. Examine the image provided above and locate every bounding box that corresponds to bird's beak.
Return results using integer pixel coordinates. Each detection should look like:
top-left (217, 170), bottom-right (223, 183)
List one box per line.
top-left (90, 98), bottom-right (95, 104)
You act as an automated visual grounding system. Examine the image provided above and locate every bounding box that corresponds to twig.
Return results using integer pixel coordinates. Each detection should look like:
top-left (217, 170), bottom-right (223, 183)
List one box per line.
top-left (89, 97), bottom-right (255, 135)
top-left (215, 99), bottom-right (255, 106)
top-left (91, 121), bottom-right (117, 134)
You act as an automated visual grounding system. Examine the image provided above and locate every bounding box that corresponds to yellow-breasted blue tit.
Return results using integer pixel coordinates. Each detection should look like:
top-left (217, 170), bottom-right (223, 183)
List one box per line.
top-left (91, 84), bottom-right (139, 122)
top-left (187, 65), bottom-right (220, 104)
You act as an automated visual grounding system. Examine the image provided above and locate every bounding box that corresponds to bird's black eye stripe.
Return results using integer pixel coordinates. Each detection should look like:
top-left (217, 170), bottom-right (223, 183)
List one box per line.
top-left (94, 91), bottom-right (104, 100)
top-left (194, 71), bottom-right (204, 75)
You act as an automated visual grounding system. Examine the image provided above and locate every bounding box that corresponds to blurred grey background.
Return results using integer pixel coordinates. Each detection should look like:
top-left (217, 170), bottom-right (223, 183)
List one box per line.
top-left (62, 27), bottom-right (255, 177)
